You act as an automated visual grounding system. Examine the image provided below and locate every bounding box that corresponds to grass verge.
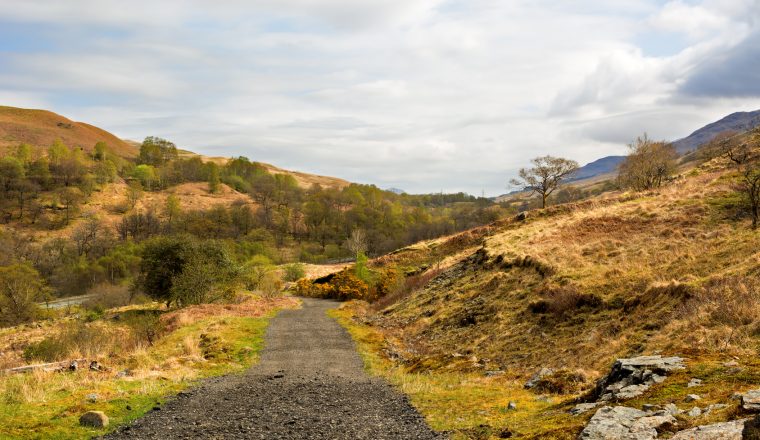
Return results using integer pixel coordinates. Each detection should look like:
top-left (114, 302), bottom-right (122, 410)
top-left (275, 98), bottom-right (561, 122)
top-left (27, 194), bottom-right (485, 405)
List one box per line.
top-left (0, 298), bottom-right (297, 440)
top-left (329, 304), bottom-right (587, 439)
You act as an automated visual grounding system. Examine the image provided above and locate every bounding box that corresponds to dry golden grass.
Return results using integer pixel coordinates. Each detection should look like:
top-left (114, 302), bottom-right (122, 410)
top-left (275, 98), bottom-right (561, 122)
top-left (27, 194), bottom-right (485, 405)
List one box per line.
top-left (366, 157), bottom-right (760, 379)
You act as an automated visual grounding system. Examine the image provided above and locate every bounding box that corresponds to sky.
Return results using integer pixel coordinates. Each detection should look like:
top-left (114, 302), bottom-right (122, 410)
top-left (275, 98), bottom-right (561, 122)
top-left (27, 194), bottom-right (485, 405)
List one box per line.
top-left (1, 0), bottom-right (759, 195)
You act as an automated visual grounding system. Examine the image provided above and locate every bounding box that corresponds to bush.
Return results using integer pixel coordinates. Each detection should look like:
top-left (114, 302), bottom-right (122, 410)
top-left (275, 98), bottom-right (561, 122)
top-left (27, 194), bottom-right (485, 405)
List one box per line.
top-left (259, 272), bottom-right (283, 299)
top-left (82, 283), bottom-right (132, 310)
top-left (283, 263), bottom-right (305, 282)
top-left (138, 236), bottom-right (240, 307)
top-left (0, 263), bottom-right (50, 327)
top-left (295, 270), bottom-right (370, 301)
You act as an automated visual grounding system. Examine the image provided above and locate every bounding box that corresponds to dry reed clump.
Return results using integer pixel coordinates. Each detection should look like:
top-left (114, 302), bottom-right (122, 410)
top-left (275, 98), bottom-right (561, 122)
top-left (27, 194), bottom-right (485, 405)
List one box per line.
top-left (623, 281), bottom-right (696, 312)
top-left (22, 321), bottom-right (136, 363)
top-left (527, 286), bottom-right (602, 318)
top-left (699, 276), bottom-right (760, 331)
top-left (0, 369), bottom-right (55, 404)
top-left (160, 295), bottom-right (297, 332)
top-left (531, 369), bottom-right (591, 394)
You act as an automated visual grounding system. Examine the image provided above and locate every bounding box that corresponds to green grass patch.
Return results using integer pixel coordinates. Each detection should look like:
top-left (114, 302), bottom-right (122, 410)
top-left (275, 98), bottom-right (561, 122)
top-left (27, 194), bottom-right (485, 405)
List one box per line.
top-left (0, 312), bottom-right (276, 440)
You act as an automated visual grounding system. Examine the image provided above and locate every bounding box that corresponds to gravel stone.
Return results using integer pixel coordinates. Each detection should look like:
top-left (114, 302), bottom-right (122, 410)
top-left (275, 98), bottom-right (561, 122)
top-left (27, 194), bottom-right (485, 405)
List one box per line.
top-left (106, 298), bottom-right (441, 439)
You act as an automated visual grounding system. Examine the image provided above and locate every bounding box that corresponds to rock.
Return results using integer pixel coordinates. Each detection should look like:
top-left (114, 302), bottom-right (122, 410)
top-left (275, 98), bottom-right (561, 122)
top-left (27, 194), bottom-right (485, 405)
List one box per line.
top-left (688, 378), bottom-right (703, 388)
top-left (507, 401), bottom-right (517, 410)
top-left (744, 415), bottom-right (760, 440)
top-left (89, 361), bottom-right (101, 371)
top-left (686, 394), bottom-right (702, 403)
top-left (86, 393), bottom-right (99, 403)
top-left (515, 212), bottom-right (528, 221)
top-left (704, 403), bottom-right (729, 414)
top-left (616, 384), bottom-right (651, 400)
top-left (525, 368), bottom-right (554, 389)
top-left (79, 411), bottom-right (109, 428)
top-left (69, 361), bottom-right (78, 372)
top-left (571, 403), bottom-right (600, 416)
top-left (485, 370), bottom-right (505, 377)
top-left (664, 403), bottom-right (682, 415)
top-left (724, 361), bottom-right (739, 367)
top-left (742, 390), bottom-right (760, 411)
top-left (579, 406), bottom-right (676, 440)
top-left (592, 356), bottom-right (685, 401)
top-left (116, 369), bottom-right (131, 378)
top-left (534, 395), bottom-right (552, 403)
top-left (671, 419), bottom-right (746, 439)
top-left (688, 407), bottom-right (702, 417)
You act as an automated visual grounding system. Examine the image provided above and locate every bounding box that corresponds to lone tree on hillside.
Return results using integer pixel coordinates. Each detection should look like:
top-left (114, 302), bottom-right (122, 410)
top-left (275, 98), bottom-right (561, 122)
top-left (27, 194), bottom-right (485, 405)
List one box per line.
top-left (510, 155), bottom-right (579, 208)
top-left (617, 134), bottom-right (677, 191)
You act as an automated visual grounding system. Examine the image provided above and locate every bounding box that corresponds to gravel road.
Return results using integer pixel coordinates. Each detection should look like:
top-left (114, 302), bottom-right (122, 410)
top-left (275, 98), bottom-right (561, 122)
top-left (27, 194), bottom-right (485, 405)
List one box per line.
top-left (105, 298), bottom-right (442, 439)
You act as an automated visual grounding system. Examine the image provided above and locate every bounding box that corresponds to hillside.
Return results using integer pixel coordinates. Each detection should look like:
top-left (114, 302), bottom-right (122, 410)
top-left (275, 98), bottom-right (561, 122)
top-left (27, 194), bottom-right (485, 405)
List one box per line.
top-left (328, 133), bottom-right (760, 438)
top-left (177, 150), bottom-right (350, 190)
top-left (0, 106), bottom-right (137, 158)
top-left (672, 109), bottom-right (760, 153)
top-left (563, 109), bottom-right (760, 184)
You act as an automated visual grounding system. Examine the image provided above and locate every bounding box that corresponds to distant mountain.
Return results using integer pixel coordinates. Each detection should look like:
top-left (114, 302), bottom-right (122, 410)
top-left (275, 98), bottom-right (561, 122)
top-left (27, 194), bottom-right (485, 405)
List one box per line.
top-left (570, 109), bottom-right (760, 182)
top-left (671, 109), bottom-right (760, 153)
top-left (386, 187), bottom-right (406, 194)
top-left (570, 155), bottom-right (625, 182)
top-left (0, 105), bottom-right (137, 158)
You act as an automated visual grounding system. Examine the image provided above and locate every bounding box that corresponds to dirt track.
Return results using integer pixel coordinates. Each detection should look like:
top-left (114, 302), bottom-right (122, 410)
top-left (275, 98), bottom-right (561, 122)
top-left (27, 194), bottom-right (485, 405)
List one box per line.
top-left (105, 298), bottom-right (441, 439)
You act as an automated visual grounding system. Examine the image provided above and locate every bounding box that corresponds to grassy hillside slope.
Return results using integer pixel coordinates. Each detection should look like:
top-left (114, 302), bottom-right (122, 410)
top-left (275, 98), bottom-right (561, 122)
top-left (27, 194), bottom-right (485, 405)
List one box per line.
top-left (0, 106), bottom-right (137, 158)
top-left (336, 144), bottom-right (760, 438)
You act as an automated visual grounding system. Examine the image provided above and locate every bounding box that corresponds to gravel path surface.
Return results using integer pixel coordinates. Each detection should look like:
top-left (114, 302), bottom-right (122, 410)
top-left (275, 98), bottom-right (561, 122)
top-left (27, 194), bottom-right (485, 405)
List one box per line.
top-left (105, 298), bottom-right (442, 439)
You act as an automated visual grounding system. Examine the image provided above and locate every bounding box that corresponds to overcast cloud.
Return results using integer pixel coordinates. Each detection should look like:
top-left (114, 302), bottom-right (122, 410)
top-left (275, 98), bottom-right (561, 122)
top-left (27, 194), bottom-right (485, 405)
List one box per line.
top-left (1, 0), bottom-right (759, 195)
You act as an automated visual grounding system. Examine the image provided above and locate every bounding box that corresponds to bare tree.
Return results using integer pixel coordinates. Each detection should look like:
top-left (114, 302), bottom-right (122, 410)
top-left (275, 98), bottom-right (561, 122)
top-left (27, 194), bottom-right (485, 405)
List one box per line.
top-left (510, 156), bottom-right (579, 208)
top-left (346, 229), bottom-right (368, 257)
top-left (738, 164), bottom-right (760, 229)
top-left (617, 134), bottom-right (677, 191)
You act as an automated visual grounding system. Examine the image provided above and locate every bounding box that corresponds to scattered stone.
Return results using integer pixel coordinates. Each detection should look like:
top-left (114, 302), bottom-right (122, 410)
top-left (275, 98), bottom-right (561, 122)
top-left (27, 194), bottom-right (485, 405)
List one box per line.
top-left (69, 361), bottom-right (78, 372)
top-left (688, 378), bottom-right (703, 388)
top-left (704, 403), bottom-right (729, 415)
top-left (685, 394), bottom-right (701, 403)
top-left (664, 403), bottom-right (682, 415)
top-left (741, 390), bottom-right (760, 411)
top-left (525, 368), bottom-right (554, 389)
top-left (116, 369), bottom-right (131, 378)
top-left (579, 406), bottom-right (676, 440)
top-left (79, 411), bottom-right (109, 428)
top-left (571, 403), bottom-right (600, 416)
top-left (89, 361), bottom-right (101, 371)
top-left (86, 393), bottom-right (99, 403)
top-left (507, 401), bottom-right (517, 410)
top-left (724, 361), bottom-right (739, 367)
top-left (534, 395), bottom-right (552, 403)
top-left (688, 407), bottom-right (702, 417)
top-left (484, 370), bottom-right (505, 377)
top-left (744, 415), bottom-right (760, 440)
top-left (615, 384), bottom-right (651, 400)
top-left (670, 419), bottom-right (746, 439)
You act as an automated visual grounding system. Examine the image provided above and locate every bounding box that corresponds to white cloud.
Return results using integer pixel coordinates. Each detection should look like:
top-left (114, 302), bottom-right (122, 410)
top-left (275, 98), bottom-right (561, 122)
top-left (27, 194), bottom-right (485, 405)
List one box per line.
top-left (1, 0), bottom-right (759, 195)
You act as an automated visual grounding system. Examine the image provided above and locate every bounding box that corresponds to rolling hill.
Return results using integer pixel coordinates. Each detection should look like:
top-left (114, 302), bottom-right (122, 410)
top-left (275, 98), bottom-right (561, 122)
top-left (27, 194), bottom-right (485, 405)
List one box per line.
top-left (0, 105), bottom-right (350, 190)
top-left (0, 106), bottom-right (137, 158)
